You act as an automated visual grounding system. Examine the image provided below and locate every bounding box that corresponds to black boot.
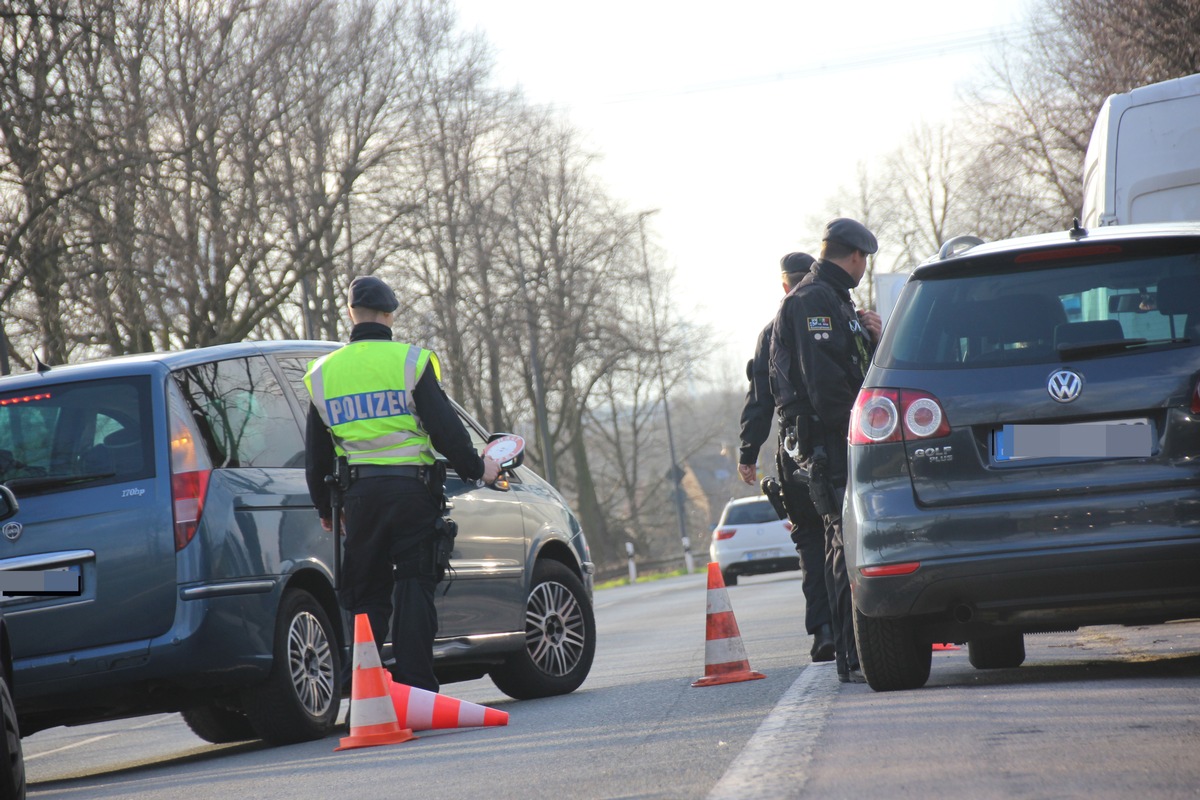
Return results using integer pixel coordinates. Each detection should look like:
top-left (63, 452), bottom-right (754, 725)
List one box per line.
top-left (810, 623), bottom-right (835, 662)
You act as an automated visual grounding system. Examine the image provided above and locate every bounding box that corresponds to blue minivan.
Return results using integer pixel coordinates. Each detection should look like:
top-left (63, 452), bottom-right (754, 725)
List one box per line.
top-left (0, 341), bottom-right (595, 744)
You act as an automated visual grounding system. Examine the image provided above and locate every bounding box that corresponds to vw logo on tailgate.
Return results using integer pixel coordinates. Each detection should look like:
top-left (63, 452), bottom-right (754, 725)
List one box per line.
top-left (1047, 370), bottom-right (1083, 403)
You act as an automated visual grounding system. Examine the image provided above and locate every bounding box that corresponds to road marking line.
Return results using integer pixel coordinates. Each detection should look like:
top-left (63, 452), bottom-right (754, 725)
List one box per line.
top-left (708, 663), bottom-right (838, 800)
top-left (24, 734), bottom-right (113, 762)
top-left (24, 714), bottom-right (172, 761)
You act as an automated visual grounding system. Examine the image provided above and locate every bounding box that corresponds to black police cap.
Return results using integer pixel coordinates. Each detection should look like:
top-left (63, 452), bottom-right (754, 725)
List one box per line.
top-left (822, 218), bottom-right (878, 255)
top-left (780, 252), bottom-right (815, 275)
top-left (348, 275), bottom-right (399, 313)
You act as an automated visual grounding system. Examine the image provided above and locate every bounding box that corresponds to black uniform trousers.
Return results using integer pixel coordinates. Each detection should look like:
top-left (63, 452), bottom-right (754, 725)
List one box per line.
top-left (823, 466), bottom-right (858, 677)
top-left (340, 475), bottom-right (441, 693)
top-left (775, 445), bottom-right (832, 636)
top-left (825, 488), bottom-right (857, 675)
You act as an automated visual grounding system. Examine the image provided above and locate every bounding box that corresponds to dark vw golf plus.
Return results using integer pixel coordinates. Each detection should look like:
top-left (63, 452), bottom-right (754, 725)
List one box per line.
top-left (845, 224), bottom-right (1200, 691)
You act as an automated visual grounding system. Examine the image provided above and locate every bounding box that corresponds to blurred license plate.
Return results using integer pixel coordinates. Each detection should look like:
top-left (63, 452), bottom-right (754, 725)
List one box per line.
top-left (0, 565), bottom-right (83, 601)
top-left (994, 419), bottom-right (1152, 462)
top-left (746, 549), bottom-right (782, 560)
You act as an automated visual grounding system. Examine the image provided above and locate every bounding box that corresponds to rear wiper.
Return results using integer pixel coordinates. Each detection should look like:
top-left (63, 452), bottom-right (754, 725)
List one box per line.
top-left (4, 472), bottom-right (116, 493)
top-left (1057, 337), bottom-right (1189, 359)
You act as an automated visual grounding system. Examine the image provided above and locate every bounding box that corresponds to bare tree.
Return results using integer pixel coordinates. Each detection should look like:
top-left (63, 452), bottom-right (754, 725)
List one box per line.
top-left (580, 224), bottom-right (718, 567)
top-left (816, 0), bottom-right (1200, 294)
top-left (507, 125), bottom-right (629, 552)
top-left (0, 0), bottom-right (130, 365)
top-left (809, 164), bottom-right (890, 310)
top-left (268, 0), bottom-right (422, 345)
top-left (969, 0), bottom-right (1200, 228)
top-left (1050, 0), bottom-right (1200, 100)
top-left (0, 0), bottom-right (729, 573)
top-left (870, 121), bottom-right (1057, 273)
top-left (74, 1), bottom-right (166, 357)
top-left (397, 3), bottom-right (519, 425)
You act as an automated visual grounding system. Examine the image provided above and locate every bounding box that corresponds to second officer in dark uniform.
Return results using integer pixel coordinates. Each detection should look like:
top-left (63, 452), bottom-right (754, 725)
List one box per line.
top-left (738, 252), bottom-right (834, 662)
top-left (305, 275), bottom-right (500, 692)
top-left (769, 219), bottom-right (881, 683)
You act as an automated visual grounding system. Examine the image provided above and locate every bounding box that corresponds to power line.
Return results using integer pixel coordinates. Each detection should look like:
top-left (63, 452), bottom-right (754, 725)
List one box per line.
top-left (597, 24), bottom-right (1032, 106)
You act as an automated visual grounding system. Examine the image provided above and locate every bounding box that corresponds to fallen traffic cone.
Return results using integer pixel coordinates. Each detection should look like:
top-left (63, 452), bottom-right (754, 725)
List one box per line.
top-left (389, 680), bottom-right (508, 731)
top-left (335, 614), bottom-right (417, 751)
top-left (692, 562), bottom-right (766, 687)
top-left (932, 643), bottom-right (960, 650)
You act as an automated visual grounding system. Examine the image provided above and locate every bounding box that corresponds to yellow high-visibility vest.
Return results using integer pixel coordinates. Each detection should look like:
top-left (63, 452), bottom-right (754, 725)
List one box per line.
top-left (304, 341), bottom-right (441, 465)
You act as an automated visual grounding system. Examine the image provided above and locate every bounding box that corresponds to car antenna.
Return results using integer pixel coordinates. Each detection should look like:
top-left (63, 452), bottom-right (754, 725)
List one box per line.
top-left (1069, 217), bottom-right (1087, 240)
top-left (33, 351), bottom-right (50, 373)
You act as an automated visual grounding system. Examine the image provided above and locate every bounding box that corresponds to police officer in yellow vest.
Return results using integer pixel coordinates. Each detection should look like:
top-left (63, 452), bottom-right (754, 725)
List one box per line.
top-left (305, 275), bottom-right (500, 692)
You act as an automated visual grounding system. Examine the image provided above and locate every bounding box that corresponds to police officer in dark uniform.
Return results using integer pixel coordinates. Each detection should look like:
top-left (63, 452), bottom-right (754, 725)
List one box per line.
top-left (304, 275), bottom-right (501, 692)
top-left (738, 252), bottom-right (834, 663)
top-left (769, 219), bottom-right (882, 684)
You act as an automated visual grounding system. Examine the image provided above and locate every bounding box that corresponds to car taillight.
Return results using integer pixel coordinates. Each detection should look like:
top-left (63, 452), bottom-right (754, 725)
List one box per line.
top-left (850, 388), bottom-right (951, 445)
top-left (715, 528), bottom-right (736, 540)
top-left (171, 468), bottom-right (210, 550)
top-left (853, 389), bottom-right (900, 443)
top-left (169, 387), bottom-right (213, 551)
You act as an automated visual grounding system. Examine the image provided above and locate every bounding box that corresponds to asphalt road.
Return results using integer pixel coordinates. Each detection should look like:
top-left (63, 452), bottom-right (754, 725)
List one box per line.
top-left (22, 570), bottom-right (1200, 799)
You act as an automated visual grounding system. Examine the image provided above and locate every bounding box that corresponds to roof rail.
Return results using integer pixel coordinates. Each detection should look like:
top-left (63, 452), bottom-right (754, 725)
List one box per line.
top-left (937, 235), bottom-right (985, 260)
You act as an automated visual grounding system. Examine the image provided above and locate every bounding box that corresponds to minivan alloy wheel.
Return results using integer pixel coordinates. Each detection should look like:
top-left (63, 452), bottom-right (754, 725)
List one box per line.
top-left (241, 589), bottom-right (341, 745)
top-left (287, 610), bottom-right (335, 717)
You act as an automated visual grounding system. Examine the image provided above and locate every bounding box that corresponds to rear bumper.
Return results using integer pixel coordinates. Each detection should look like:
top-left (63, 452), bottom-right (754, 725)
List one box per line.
top-left (718, 556), bottom-right (801, 578)
top-left (15, 583), bottom-right (279, 723)
top-left (846, 483), bottom-right (1200, 632)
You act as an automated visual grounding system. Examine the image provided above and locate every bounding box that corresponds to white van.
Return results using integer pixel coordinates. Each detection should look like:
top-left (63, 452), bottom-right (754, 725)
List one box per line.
top-left (1081, 73), bottom-right (1200, 227)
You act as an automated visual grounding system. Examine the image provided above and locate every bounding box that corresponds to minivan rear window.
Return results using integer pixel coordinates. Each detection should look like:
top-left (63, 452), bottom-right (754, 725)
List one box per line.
top-left (877, 253), bottom-right (1200, 369)
top-left (0, 376), bottom-right (154, 495)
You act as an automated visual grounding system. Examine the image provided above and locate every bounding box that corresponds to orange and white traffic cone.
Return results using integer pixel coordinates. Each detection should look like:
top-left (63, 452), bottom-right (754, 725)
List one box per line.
top-left (692, 562), bottom-right (766, 687)
top-left (389, 681), bottom-right (508, 731)
top-left (334, 614), bottom-right (417, 751)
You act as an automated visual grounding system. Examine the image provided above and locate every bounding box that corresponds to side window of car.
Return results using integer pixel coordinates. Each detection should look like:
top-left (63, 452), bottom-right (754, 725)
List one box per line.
top-left (458, 412), bottom-right (488, 452)
top-left (275, 356), bottom-right (319, 419)
top-left (428, 411), bottom-right (486, 466)
top-left (173, 357), bottom-right (305, 468)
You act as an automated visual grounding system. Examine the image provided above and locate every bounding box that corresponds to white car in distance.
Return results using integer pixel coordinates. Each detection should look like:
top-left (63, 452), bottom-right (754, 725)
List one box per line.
top-left (709, 496), bottom-right (801, 586)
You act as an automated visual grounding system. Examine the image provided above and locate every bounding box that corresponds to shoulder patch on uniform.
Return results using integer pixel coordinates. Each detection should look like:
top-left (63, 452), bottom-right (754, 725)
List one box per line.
top-left (807, 316), bottom-right (832, 332)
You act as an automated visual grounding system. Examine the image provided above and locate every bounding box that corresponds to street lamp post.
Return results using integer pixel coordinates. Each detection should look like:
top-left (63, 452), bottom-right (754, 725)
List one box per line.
top-left (637, 210), bottom-right (694, 574)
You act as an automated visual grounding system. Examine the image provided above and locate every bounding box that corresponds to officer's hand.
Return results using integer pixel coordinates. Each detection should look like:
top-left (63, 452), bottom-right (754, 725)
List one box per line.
top-left (858, 309), bottom-right (882, 341)
top-left (482, 456), bottom-right (502, 484)
top-left (319, 516), bottom-right (332, 532)
top-left (737, 463), bottom-right (757, 485)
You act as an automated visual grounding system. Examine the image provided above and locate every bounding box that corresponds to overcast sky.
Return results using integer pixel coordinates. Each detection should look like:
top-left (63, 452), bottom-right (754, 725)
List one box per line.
top-left (453, 0), bottom-right (1033, 379)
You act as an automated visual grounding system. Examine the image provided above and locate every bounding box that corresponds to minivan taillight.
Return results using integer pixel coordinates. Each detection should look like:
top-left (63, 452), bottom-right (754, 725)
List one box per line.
top-left (850, 388), bottom-right (951, 445)
top-left (168, 387), bottom-right (213, 551)
top-left (171, 465), bottom-right (210, 551)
